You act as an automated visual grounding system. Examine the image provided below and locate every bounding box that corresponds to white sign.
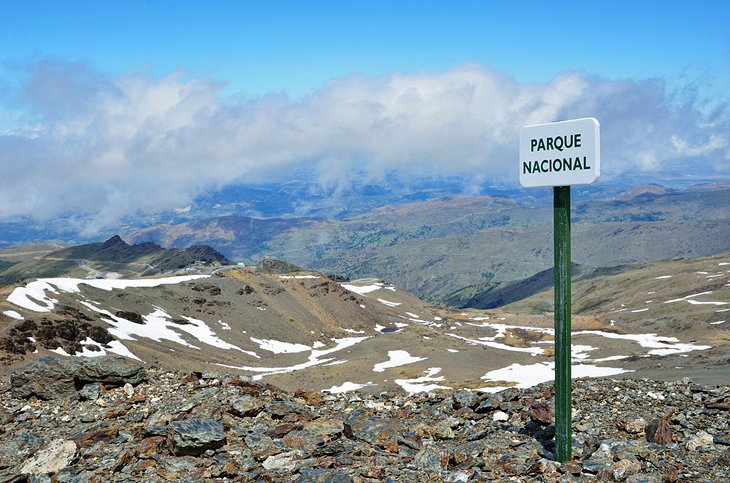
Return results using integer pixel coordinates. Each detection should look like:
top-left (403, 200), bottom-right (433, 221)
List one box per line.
top-left (519, 117), bottom-right (600, 188)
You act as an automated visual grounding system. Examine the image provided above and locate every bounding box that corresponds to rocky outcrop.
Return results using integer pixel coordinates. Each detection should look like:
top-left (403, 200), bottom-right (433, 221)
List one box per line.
top-left (1, 358), bottom-right (728, 480)
top-left (10, 355), bottom-right (146, 400)
top-left (256, 258), bottom-right (307, 274)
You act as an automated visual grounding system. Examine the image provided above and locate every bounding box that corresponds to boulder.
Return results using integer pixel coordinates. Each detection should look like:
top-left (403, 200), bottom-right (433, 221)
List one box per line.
top-left (168, 417), bottom-right (226, 456)
top-left (11, 357), bottom-right (80, 400)
top-left (10, 355), bottom-right (146, 400)
top-left (77, 355), bottom-right (147, 385)
top-left (20, 439), bottom-right (77, 475)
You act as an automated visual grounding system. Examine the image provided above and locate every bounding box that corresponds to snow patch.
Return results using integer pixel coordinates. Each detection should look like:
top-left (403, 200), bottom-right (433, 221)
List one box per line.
top-left (250, 337), bottom-right (311, 354)
top-left (324, 381), bottom-right (376, 394)
top-left (377, 298), bottom-right (401, 307)
top-left (3, 310), bottom-right (23, 320)
top-left (50, 347), bottom-right (71, 357)
top-left (665, 291), bottom-right (727, 306)
top-left (574, 330), bottom-right (711, 356)
top-left (7, 275), bottom-right (209, 312)
top-left (395, 367), bottom-right (450, 394)
top-left (479, 362), bottom-right (632, 393)
top-left (216, 337), bottom-right (370, 379)
top-left (373, 350), bottom-right (426, 373)
top-left (341, 283), bottom-right (382, 295)
top-left (80, 302), bottom-right (257, 357)
top-left (592, 355), bottom-right (629, 362)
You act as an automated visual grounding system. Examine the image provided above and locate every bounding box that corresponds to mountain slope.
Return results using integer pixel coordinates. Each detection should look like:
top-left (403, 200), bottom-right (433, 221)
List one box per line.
top-left (0, 235), bottom-right (230, 284)
top-left (1, 254), bottom-right (727, 391)
top-left (127, 215), bottom-right (323, 262)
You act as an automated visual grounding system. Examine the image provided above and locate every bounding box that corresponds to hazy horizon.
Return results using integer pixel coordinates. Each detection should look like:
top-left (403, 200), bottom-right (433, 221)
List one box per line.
top-left (1, 1), bottom-right (729, 232)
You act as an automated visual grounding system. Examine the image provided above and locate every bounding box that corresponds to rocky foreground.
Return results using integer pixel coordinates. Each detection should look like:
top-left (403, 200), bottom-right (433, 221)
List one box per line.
top-left (1, 356), bottom-right (729, 482)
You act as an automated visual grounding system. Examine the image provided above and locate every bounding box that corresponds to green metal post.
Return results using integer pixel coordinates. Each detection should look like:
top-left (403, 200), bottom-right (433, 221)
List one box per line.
top-left (553, 185), bottom-right (572, 462)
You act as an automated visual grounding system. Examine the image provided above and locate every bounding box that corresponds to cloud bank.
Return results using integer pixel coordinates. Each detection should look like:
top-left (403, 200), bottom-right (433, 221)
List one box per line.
top-left (1, 60), bottom-right (728, 230)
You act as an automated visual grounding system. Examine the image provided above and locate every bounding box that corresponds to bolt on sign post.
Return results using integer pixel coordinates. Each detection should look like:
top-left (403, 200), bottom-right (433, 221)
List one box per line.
top-left (519, 117), bottom-right (600, 462)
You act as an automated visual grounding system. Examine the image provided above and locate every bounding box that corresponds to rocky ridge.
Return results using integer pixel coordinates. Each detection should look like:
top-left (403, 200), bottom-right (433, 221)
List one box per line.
top-left (1, 356), bottom-right (729, 481)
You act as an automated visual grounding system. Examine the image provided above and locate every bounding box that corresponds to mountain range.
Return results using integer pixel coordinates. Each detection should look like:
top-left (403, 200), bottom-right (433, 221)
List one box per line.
top-left (1, 250), bottom-right (727, 392)
top-left (120, 183), bottom-right (730, 304)
top-left (0, 235), bottom-right (230, 285)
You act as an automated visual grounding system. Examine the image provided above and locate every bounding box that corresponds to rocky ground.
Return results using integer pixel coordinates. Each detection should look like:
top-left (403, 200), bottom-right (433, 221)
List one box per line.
top-left (1, 356), bottom-right (729, 482)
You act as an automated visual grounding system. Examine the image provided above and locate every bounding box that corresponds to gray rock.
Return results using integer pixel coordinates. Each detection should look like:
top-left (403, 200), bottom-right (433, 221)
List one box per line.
top-left (10, 356), bottom-right (146, 401)
top-left (344, 410), bottom-right (403, 452)
top-left (411, 444), bottom-right (449, 471)
top-left (297, 468), bottom-right (354, 482)
top-left (169, 417), bottom-right (226, 456)
top-left (452, 389), bottom-right (479, 409)
top-left (262, 450), bottom-right (304, 471)
top-left (77, 383), bottom-right (100, 401)
top-left (76, 355), bottom-right (146, 386)
top-left (2, 363), bottom-right (729, 481)
top-left (11, 357), bottom-right (79, 400)
top-left (228, 395), bottom-right (265, 417)
top-left (20, 439), bottom-right (77, 475)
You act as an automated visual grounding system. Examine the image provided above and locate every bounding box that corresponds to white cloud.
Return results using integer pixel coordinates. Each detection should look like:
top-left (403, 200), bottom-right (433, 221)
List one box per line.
top-left (1, 60), bottom-right (728, 231)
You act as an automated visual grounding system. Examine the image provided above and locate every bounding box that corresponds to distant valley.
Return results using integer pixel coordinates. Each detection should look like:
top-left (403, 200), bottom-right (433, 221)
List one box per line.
top-left (121, 183), bottom-right (730, 304)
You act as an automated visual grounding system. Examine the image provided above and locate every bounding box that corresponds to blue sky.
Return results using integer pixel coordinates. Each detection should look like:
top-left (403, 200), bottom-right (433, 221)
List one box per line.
top-left (3, 1), bottom-right (728, 97)
top-left (1, 1), bottom-right (729, 229)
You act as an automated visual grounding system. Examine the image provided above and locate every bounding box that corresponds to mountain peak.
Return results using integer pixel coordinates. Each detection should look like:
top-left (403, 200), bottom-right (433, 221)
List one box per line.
top-left (101, 235), bottom-right (128, 249)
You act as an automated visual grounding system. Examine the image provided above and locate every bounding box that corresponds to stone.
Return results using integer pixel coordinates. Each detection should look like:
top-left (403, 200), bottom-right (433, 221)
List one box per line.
top-left (686, 430), bottom-right (714, 450)
top-left (168, 417), bottom-right (226, 456)
top-left (411, 444), bottom-right (449, 471)
top-left (493, 410), bottom-right (509, 422)
top-left (77, 355), bottom-right (147, 386)
top-left (452, 389), bottom-right (479, 409)
top-left (714, 433), bottom-right (730, 446)
top-left (11, 357), bottom-right (79, 400)
top-left (344, 411), bottom-right (403, 453)
top-left (10, 356), bottom-right (146, 401)
top-left (296, 468), bottom-right (354, 483)
top-left (2, 362), bottom-right (729, 481)
top-left (262, 450), bottom-right (304, 471)
top-left (646, 415), bottom-right (673, 445)
top-left (530, 400), bottom-right (554, 425)
top-left (617, 417), bottom-right (646, 434)
top-left (228, 395), bottom-right (265, 418)
top-left (600, 458), bottom-right (641, 481)
top-left (78, 383), bottom-right (101, 401)
top-left (20, 439), bottom-right (77, 475)
top-left (73, 427), bottom-right (118, 447)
